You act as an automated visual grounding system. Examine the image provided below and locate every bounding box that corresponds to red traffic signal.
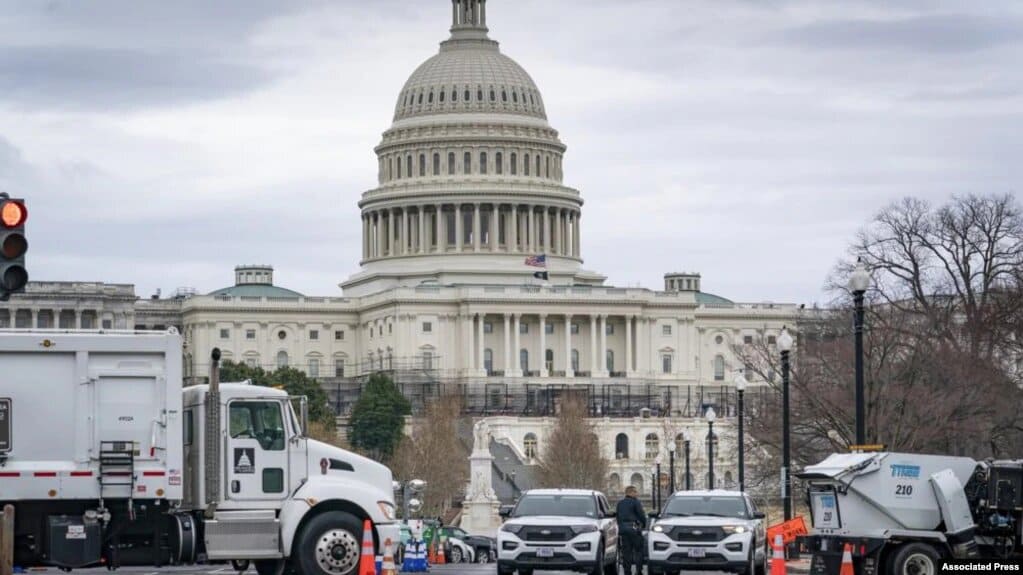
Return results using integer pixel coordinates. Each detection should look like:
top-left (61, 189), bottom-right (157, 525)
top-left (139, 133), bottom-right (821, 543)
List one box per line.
top-left (0, 195), bottom-right (28, 297)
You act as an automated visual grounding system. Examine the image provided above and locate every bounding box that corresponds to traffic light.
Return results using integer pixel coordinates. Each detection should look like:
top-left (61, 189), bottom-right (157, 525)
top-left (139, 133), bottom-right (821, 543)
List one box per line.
top-left (0, 194), bottom-right (28, 300)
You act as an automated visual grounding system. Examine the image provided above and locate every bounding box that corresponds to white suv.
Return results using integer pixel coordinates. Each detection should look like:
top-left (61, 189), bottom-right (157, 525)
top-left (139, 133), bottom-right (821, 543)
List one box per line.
top-left (647, 490), bottom-right (767, 575)
top-left (497, 489), bottom-right (619, 575)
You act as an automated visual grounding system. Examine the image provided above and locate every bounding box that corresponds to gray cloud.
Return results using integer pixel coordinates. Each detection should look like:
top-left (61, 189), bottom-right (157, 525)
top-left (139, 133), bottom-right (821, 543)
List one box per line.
top-left (782, 14), bottom-right (1023, 53)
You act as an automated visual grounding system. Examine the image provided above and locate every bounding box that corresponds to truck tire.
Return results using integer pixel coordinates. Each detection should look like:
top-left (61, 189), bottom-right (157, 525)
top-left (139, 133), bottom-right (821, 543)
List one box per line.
top-left (295, 511), bottom-right (365, 575)
top-left (890, 543), bottom-right (941, 575)
top-left (253, 559), bottom-right (285, 575)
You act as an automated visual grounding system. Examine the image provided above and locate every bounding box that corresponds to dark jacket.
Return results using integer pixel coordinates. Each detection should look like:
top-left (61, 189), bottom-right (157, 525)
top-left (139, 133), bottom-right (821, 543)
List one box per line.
top-left (616, 495), bottom-right (647, 529)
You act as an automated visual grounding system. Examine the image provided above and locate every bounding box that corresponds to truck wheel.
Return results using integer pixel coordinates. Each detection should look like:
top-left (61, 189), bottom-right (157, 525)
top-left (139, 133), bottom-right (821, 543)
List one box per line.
top-left (295, 511), bottom-right (364, 575)
top-left (891, 543), bottom-right (940, 575)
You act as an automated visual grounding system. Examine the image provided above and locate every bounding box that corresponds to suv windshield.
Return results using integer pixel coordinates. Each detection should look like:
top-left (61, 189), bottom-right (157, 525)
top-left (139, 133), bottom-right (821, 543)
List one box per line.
top-left (513, 494), bottom-right (597, 518)
top-left (663, 495), bottom-right (750, 519)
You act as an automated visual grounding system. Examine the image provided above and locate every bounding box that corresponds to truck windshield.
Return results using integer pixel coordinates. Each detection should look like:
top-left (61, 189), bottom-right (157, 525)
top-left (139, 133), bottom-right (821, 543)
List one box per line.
top-left (513, 494), bottom-right (597, 518)
top-left (663, 495), bottom-right (750, 519)
top-left (229, 401), bottom-right (285, 450)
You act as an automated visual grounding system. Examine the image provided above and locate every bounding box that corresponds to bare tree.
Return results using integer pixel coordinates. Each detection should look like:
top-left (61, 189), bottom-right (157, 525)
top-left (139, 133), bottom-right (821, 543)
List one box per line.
top-left (388, 396), bottom-right (469, 518)
top-left (536, 395), bottom-right (610, 492)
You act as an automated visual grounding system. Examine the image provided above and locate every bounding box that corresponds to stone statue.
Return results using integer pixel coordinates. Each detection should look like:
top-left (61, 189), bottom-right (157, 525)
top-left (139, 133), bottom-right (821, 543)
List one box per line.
top-left (473, 419), bottom-right (491, 452)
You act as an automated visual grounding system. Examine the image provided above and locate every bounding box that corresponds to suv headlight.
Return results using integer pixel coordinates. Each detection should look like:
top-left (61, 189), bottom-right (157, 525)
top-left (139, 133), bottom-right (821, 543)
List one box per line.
top-left (651, 525), bottom-right (665, 533)
top-left (377, 501), bottom-right (396, 520)
top-left (722, 525), bottom-right (749, 534)
top-left (570, 524), bottom-right (598, 535)
top-left (500, 523), bottom-right (524, 534)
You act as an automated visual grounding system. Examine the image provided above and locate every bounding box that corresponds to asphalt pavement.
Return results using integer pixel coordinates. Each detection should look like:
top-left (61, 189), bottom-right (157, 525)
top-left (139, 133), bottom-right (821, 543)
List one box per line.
top-left (16, 563), bottom-right (810, 575)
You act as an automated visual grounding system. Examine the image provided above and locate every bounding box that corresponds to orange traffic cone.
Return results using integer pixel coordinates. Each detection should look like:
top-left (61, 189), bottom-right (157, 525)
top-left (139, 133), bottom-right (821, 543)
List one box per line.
top-left (839, 544), bottom-right (854, 575)
top-left (435, 536), bottom-right (446, 565)
top-left (770, 534), bottom-right (787, 575)
top-left (357, 519), bottom-right (376, 575)
top-left (381, 538), bottom-right (397, 575)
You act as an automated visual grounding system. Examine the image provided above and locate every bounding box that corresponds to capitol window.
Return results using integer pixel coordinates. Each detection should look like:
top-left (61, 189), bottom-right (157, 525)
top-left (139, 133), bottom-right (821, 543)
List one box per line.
top-left (512, 91), bottom-right (518, 103)
top-left (448, 152), bottom-right (455, 174)
top-left (546, 156), bottom-right (550, 178)
top-left (439, 90), bottom-right (444, 102)
top-left (745, 363), bottom-right (754, 382)
top-left (715, 334), bottom-right (724, 345)
top-left (276, 351), bottom-right (289, 369)
top-left (480, 152), bottom-right (488, 174)
top-left (535, 155), bottom-right (541, 176)
top-left (464, 152), bottom-right (471, 174)
top-left (417, 92), bottom-right (423, 104)
top-left (419, 154), bottom-right (426, 177)
top-left (464, 89), bottom-right (470, 101)
top-left (309, 330), bottom-right (319, 340)
top-left (477, 88), bottom-right (483, 101)
top-left (489, 89), bottom-right (495, 101)
top-left (406, 155), bottom-right (412, 178)
top-left (246, 329), bottom-right (256, 340)
top-left (768, 335), bottom-right (777, 345)
top-left (308, 358), bottom-right (319, 378)
top-left (524, 154), bottom-right (530, 175)
top-left (335, 330), bottom-right (344, 340)
top-left (663, 324), bottom-right (672, 336)
top-left (501, 89), bottom-right (507, 102)
top-left (519, 349), bottom-right (529, 372)
top-left (714, 355), bottom-right (726, 381)
top-left (744, 335), bottom-right (754, 345)
top-left (427, 91), bottom-right (433, 103)
top-left (606, 323), bottom-right (614, 335)
top-left (278, 330), bottom-right (287, 340)
top-left (220, 329), bottom-right (230, 339)
top-left (422, 321), bottom-right (432, 333)
top-left (544, 323), bottom-right (553, 335)
top-left (335, 359), bottom-right (345, 377)
top-left (510, 152), bottom-right (517, 175)
top-left (519, 322), bottom-right (529, 334)
top-left (571, 323), bottom-right (579, 334)
top-left (524, 433), bottom-right (537, 459)
top-left (451, 89), bottom-right (456, 101)
top-left (662, 354), bottom-right (673, 374)
top-left (495, 152), bottom-right (503, 174)
top-left (433, 153), bottom-right (440, 175)
top-left (571, 349), bottom-right (579, 372)
top-left (645, 433), bottom-right (660, 460)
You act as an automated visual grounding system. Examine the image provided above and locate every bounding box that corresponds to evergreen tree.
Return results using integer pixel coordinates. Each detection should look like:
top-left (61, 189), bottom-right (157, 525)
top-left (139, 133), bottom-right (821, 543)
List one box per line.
top-left (217, 360), bottom-right (334, 425)
top-left (349, 373), bottom-right (411, 460)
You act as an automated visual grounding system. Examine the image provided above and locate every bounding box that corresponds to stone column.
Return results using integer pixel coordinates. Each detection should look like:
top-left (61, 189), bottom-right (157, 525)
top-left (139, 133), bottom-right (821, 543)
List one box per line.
top-left (626, 315), bottom-right (634, 375)
top-left (75, 309), bottom-right (82, 329)
top-left (509, 205), bottom-right (518, 252)
top-left (419, 207), bottom-right (427, 253)
top-left (512, 314), bottom-right (522, 376)
top-left (600, 314), bottom-right (608, 376)
top-left (528, 206), bottom-right (535, 253)
top-left (565, 213), bottom-right (573, 257)
top-left (488, 205), bottom-right (496, 251)
top-left (464, 314), bottom-right (474, 373)
top-left (362, 214), bottom-right (368, 259)
top-left (455, 204), bottom-right (463, 251)
top-left (590, 314), bottom-right (598, 373)
top-left (401, 209), bottom-right (409, 255)
top-left (565, 314), bottom-right (574, 377)
top-left (473, 203), bottom-right (482, 252)
top-left (376, 212), bottom-right (385, 258)
top-left (542, 207), bottom-right (550, 253)
top-left (437, 204), bottom-right (446, 252)
top-left (574, 211), bottom-right (581, 257)
top-left (539, 313), bottom-right (548, 377)
top-left (504, 314), bottom-right (512, 373)
top-left (477, 313), bottom-right (486, 375)
top-left (552, 210), bottom-right (561, 254)
top-left (31, 308), bottom-right (38, 329)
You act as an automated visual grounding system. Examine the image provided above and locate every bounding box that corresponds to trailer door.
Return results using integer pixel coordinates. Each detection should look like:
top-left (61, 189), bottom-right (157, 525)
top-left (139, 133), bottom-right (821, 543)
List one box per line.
top-left (225, 399), bottom-right (290, 502)
top-left (95, 375), bottom-right (162, 460)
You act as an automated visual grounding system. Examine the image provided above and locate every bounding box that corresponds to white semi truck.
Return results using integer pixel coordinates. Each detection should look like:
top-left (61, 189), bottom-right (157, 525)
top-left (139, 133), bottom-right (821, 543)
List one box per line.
top-left (0, 329), bottom-right (399, 575)
top-left (797, 451), bottom-right (1022, 575)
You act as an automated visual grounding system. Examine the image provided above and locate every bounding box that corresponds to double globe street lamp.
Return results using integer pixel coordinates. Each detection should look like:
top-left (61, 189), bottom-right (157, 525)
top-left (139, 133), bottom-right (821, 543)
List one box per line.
top-left (393, 478), bottom-right (427, 523)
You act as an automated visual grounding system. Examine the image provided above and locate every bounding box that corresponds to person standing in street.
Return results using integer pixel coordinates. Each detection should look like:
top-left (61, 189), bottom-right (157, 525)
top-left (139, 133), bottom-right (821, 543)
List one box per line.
top-left (616, 485), bottom-right (647, 575)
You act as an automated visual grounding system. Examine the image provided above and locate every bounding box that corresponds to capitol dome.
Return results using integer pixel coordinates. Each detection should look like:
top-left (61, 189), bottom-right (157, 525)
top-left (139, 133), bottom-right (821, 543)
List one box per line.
top-left (342, 0), bottom-right (605, 296)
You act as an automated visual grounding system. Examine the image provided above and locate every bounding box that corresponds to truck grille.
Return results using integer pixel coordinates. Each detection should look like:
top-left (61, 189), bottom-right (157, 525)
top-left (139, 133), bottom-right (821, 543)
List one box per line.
top-left (521, 526), bottom-right (573, 542)
top-left (667, 526), bottom-right (726, 542)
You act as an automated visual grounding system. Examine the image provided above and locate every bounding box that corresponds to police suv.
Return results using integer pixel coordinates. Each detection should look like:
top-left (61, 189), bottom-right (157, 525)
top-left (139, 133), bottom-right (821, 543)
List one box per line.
top-left (647, 490), bottom-right (767, 575)
top-left (497, 489), bottom-right (619, 575)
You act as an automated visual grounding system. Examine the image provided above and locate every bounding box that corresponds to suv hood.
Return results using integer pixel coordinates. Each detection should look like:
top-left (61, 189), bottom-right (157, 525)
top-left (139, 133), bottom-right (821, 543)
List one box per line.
top-left (655, 516), bottom-right (753, 527)
top-left (505, 515), bottom-right (600, 527)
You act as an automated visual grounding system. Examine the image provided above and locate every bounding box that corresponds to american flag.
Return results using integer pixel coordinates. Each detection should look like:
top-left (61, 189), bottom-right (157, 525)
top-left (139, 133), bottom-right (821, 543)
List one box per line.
top-left (525, 254), bottom-right (547, 268)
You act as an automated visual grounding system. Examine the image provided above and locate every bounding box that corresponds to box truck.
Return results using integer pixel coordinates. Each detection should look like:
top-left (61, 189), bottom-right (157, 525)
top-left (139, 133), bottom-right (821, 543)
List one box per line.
top-left (0, 329), bottom-right (398, 575)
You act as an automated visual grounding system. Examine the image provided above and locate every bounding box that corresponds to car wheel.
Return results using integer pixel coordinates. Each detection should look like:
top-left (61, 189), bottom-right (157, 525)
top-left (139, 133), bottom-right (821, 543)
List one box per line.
top-left (294, 511), bottom-right (364, 575)
top-left (475, 548), bottom-right (490, 563)
top-left (890, 543), bottom-right (940, 575)
top-left (449, 545), bottom-right (463, 564)
top-left (589, 545), bottom-right (604, 575)
top-left (746, 548), bottom-right (757, 575)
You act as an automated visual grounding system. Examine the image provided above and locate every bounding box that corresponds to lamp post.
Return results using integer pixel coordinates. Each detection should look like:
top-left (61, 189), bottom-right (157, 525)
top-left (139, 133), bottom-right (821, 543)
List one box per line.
top-left (778, 326), bottom-right (794, 521)
top-left (734, 371), bottom-right (747, 492)
top-left (848, 258), bottom-right (870, 446)
top-left (394, 479), bottom-right (427, 524)
top-left (706, 407), bottom-right (716, 489)
top-left (655, 455), bottom-right (663, 511)
top-left (668, 440), bottom-right (677, 494)
top-left (684, 431), bottom-right (691, 490)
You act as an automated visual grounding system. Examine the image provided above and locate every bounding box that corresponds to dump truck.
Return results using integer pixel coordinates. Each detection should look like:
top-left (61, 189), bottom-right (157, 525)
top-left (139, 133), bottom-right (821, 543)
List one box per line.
top-left (0, 329), bottom-right (398, 575)
top-left (797, 451), bottom-right (1022, 575)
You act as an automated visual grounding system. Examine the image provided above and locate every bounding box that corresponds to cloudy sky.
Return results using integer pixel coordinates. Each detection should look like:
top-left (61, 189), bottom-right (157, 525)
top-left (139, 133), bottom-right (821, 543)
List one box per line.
top-left (1, 0), bottom-right (1020, 305)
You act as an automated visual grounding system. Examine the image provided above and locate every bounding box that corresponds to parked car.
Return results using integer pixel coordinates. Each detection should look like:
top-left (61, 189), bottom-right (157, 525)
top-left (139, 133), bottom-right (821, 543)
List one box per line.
top-left (439, 526), bottom-right (497, 563)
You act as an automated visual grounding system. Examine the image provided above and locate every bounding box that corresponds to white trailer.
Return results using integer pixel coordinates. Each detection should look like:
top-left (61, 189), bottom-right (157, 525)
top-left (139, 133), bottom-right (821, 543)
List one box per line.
top-left (0, 329), bottom-right (399, 575)
top-left (797, 451), bottom-right (1022, 575)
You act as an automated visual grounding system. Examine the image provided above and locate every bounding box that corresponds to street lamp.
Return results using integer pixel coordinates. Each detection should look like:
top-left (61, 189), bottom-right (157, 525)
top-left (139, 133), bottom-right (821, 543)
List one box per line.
top-left (734, 371), bottom-right (747, 492)
top-left (706, 407), bottom-right (716, 490)
top-left (683, 430), bottom-right (692, 490)
top-left (778, 326), bottom-right (794, 521)
top-left (655, 455), bottom-right (663, 511)
top-left (668, 440), bottom-right (677, 494)
top-left (848, 258), bottom-right (870, 446)
top-left (395, 479), bottom-right (427, 524)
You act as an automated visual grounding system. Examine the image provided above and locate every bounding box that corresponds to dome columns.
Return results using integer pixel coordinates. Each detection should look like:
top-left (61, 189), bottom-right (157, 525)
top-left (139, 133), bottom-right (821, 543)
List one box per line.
top-left (359, 202), bottom-right (581, 262)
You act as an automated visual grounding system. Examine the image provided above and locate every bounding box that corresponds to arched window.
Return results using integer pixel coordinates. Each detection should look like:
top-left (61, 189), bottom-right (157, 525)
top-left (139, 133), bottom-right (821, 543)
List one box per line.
top-left (308, 358), bottom-right (319, 378)
top-left (489, 89), bottom-right (495, 101)
top-left (464, 89), bottom-right (470, 102)
top-left (484, 348), bottom-right (493, 374)
top-left (615, 433), bottom-right (629, 459)
top-left (448, 152), bottom-right (455, 175)
top-left (524, 433), bottom-right (538, 459)
top-left (510, 152), bottom-right (518, 175)
top-left (675, 433), bottom-right (686, 454)
top-left (645, 433), bottom-right (660, 460)
top-left (406, 155), bottom-right (412, 178)
top-left (609, 473), bottom-right (621, 493)
top-left (501, 90), bottom-right (507, 102)
top-left (477, 88), bottom-right (483, 101)
top-left (714, 355), bottom-right (725, 381)
top-left (480, 151), bottom-right (488, 175)
top-left (724, 470), bottom-right (734, 488)
top-left (630, 473), bottom-right (644, 494)
top-left (422, 350), bottom-right (433, 370)
top-left (520, 349), bottom-right (529, 373)
top-left (606, 349), bottom-right (615, 372)
top-left (417, 92), bottom-right (423, 104)
top-left (546, 156), bottom-right (550, 178)
top-left (388, 157), bottom-right (393, 180)
top-left (428, 91), bottom-right (433, 103)
top-left (276, 350), bottom-right (289, 369)
top-left (335, 357), bottom-right (346, 377)
top-left (545, 349), bottom-right (554, 372)
top-left (512, 91), bottom-right (519, 103)
top-left (419, 153), bottom-right (426, 177)
top-left (452, 89), bottom-right (457, 101)
top-left (495, 152), bottom-right (503, 175)
top-left (439, 89), bottom-right (445, 102)
top-left (464, 151), bottom-right (471, 174)
top-left (524, 154), bottom-right (530, 176)
top-left (535, 155), bottom-right (541, 176)
top-left (395, 157), bottom-right (400, 179)
top-left (433, 153), bottom-right (440, 176)
top-left (571, 349), bottom-right (579, 372)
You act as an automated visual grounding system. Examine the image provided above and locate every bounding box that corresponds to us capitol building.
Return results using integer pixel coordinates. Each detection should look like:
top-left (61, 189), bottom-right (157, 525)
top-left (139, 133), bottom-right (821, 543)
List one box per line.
top-left (1, 0), bottom-right (798, 506)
